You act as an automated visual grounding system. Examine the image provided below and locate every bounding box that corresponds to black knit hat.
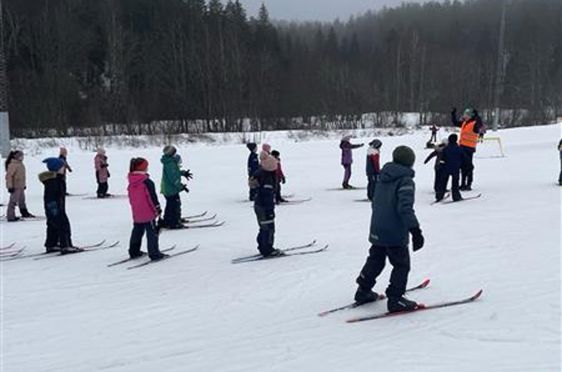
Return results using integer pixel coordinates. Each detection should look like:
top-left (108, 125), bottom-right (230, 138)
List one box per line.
top-left (392, 146), bottom-right (416, 167)
top-left (246, 142), bottom-right (257, 151)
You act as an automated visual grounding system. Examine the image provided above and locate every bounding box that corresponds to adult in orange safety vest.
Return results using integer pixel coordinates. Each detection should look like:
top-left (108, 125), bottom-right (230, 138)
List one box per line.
top-left (451, 107), bottom-right (483, 191)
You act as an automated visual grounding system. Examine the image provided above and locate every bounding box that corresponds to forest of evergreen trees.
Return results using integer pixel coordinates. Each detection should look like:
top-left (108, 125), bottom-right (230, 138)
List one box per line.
top-left (4, 0), bottom-right (562, 136)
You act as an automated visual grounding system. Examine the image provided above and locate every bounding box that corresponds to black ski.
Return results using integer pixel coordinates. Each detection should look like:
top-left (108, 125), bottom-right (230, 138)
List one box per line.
top-left (231, 240), bottom-right (317, 263)
top-left (5, 240), bottom-right (108, 261)
top-left (442, 193), bottom-right (482, 204)
top-left (326, 187), bottom-right (367, 191)
top-left (318, 278), bottom-right (430, 317)
top-left (34, 241), bottom-right (120, 260)
top-left (346, 289), bottom-right (483, 323)
top-left (161, 221), bottom-right (225, 231)
top-left (0, 243), bottom-right (16, 251)
top-left (279, 197), bottom-right (312, 205)
top-left (107, 246), bottom-right (177, 267)
top-left (232, 244), bottom-right (328, 264)
top-left (126, 245), bottom-right (200, 269)
top-left (430, 192), bottom-right (451, 205)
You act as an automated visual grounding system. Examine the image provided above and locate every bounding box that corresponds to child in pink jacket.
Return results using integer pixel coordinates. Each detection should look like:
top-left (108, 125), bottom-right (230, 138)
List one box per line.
top-left (95, 148), bottom-right (110, 198)
top-left (127, 158), bottom-right (167, 261)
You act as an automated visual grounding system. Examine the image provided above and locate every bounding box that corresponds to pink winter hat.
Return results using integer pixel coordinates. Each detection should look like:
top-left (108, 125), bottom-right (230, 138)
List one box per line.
top-left (259, 151), bottom-right (278, 172)
top-left (262, 143), bottom-right (271, 153)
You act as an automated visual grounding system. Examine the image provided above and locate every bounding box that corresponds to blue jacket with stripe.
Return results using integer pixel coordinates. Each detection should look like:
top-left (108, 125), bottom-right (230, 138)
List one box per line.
top-left (370, 162), bottom-right (420, 247)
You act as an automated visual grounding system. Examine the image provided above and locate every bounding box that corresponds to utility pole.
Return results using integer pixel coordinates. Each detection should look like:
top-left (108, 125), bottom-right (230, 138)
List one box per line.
top-left (0, 0), bottom-right (9, 157)
top-left (492, 0), bottom-right (508, 131)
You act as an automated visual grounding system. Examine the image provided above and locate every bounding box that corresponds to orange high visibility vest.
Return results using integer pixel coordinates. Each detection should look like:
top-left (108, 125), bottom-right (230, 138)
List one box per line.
top-left (459, 120), bottom-right (478, 148)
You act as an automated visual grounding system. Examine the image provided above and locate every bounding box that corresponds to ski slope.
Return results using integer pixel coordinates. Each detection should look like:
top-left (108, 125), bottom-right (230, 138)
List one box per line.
top-left (1, 124), bottom-right (560, 372)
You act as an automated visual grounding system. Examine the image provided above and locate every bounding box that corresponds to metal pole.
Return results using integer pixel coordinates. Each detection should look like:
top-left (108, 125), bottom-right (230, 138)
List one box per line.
top-left (0, 0), bottom-right (10, 157)
top-left (492, 0), bottom-right (508, 132)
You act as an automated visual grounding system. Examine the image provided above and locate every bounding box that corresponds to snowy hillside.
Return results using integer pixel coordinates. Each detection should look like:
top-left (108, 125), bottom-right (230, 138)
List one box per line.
top-left (1, 124), bottom-right (560, 372)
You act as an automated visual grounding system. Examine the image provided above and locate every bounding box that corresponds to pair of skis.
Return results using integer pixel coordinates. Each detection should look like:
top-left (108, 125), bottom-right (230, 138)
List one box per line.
top-left (3, 240), bottom-right (119, 261)
top-left (159, 211), bottom-right (224, 230)
top-left (431, 193), bottom-right (482, 205)
top-left (0, 244), bottom-right (26, 259)
top-left (107, 245), bottom-right (200, 269)
top-left (318, 278), bottom-right (483, 322)
top-left (231, 240), bottom-right (328, 264)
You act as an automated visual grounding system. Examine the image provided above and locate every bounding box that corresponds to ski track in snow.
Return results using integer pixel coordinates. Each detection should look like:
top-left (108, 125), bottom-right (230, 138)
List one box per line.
top-left (1, 125), bottom-right (560, 372)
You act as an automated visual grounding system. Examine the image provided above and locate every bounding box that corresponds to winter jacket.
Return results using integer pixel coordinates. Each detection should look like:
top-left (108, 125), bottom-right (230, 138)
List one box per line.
top-left (95, 154), bottom-right (110, 183)
top-left (424, 147), bottom-right (445, 171)
top-left (254, 168), bottom-right (277, 211)
top-left (248, 152), bottom-right (259, 177)
top-left (559, 139), bottom-right (562, 158)
top-left (39, 171), bottom-right (67, 215)
top-left (276, 161), bottom-right (286, 183)
top-left (441, 142), bottom-right (465, 174)
top-left (161, 154), bottom-right (183, 196)
top-left (59, 155), bottom-right (72, 174)
top-left (340, 141), bottom-right (362, 165)
top-left (5, 159), bottom-right (26, 189)
top-left (365, 148), bottom-right (381, 176)
top-left (128, 172), bottom-right (160, 223)
top-left (370, 162), bottom-right (419, 247)
top-left (451, 110), bottom-right (483, 151)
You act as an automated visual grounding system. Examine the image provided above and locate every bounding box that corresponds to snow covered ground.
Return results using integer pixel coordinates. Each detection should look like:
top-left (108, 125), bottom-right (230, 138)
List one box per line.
top-left (1, 124), bottom-right (560, 372)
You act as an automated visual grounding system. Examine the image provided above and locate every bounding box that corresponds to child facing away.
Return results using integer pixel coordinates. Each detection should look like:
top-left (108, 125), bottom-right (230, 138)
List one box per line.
top-left (251, 144), bottom-right (284, 257)
top-left (5, 150), bottom-right (35, 221)
top-left (246, 143), bottom-right (259, 201)
top-left (39, 158), bottom-right (78, 254)
top-left (94, 148), bottom-right (110, 198)
top-left (271, 150), bottom-right (287, 204)
top-left (365, 139), bottom-right (382, 201)
top-left (424, 138), bottom-right (447, 194)
top-left (354, 146), bottom-right (425, 313)
top-left (339, 135), bottom-right (364, 189)
top-left (127, 158), bottom-right (167, 261)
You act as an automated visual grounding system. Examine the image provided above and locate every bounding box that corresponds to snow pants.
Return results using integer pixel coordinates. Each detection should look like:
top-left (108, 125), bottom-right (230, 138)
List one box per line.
top-left (254, 204), bottom-right (275, 256)
top-left (461, 146), bottom-right (475, 188)
top-left (367, 175), bottom-right (378, 201)
top-left (6, 188), bottom-right (27, 221)
top-left (436, 170), bottom-right (462, 202)
top-left (356, 244), bottom-right (410, 298)
top-left (342, 164), bottom-right (352, 187)
top-left (44, 201), bottom-right (73, 249)
top-left (129, 220), bottom-right (161, 260)
top-left (163, 194), bottom-right (182, 228)
top-left (96, 182), bottom-right (108, 198)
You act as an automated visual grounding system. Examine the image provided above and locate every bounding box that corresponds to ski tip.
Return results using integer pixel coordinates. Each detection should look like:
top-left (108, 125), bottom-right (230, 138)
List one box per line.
top-left (420, 278), bottom-right (431, 288)
top-left (472, 289), bottom-right (484, 300)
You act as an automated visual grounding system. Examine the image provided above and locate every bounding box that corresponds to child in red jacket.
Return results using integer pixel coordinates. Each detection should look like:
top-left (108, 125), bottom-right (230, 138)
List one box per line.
top-left (271, 150), bottom-right (287, 204)
top-left (366, 139), bottom-right (382, 201)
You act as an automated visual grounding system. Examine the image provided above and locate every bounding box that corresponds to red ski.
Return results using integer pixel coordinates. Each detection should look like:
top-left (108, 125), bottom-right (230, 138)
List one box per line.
top-left (346, 289), bottom-right (483, 323)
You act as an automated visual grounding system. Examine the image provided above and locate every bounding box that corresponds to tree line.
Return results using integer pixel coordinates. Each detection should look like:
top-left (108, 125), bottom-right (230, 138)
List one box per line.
top-left (4, 0), bottom-right (561, 137)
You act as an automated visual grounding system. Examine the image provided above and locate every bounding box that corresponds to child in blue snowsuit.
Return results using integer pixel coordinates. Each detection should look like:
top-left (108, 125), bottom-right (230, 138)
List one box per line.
top-left (247, 143), bottom-right (259, 201)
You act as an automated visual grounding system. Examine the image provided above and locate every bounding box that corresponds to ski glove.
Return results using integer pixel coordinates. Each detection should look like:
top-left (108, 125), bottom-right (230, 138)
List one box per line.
top-left (410, 227), bottom-right (425, 252)
top-left (8, 188), bottom-right (15, 193)
top-left (182, 184), bottom-right (190, 193)
top-left (181, 170), bottom-right (194, 180)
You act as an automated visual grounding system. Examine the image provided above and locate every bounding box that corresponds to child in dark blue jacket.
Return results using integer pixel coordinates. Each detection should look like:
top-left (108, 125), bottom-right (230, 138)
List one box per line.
top-left (436, 134), bottom-right (465, 202)
top-left (247, 143), bottom-right (259, 201)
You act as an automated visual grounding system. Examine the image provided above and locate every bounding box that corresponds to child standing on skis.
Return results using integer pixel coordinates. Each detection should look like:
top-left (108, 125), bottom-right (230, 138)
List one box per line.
top-left (271, 150), bottom-right (287, 204)
top-left (365, 139), bottom-right (382, 201)
top-left (354, 146), bottom-right (425, 313)
top-left (39, 158), bottom-right (77, 254)
top-left (94, 148), bottom-right (110, 198)
top-left (246, 143), bottom-right (259, 201)
top-left (160, 145), bottom-right (192, 229)
top-left (127, 158), bottom-right (167, 261)
top-left (252, 144), bottom-right (283, 257)
top-left (340, 135), bottom-right (364, 189)
top-left (5, 150), bottom-right (35, 221)
top-left (437, 134), bottom-right (465, 202)
top-left (424, 139), bottom-right (447, 194)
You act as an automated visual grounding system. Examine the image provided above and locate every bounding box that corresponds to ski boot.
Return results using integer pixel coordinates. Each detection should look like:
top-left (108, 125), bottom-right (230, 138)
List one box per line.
top-left (354, 287), bottom-right (380, 305)
top-left (60, 247), bottom-right (83, 255)
top-left (45, 247), bottom-right (61, 254)
top-left (129, 251), bottom-right (147, 259)
top-left (387, 296), bottom-right (419, 313)
top-left (264, 249), bottom-right (285, 258)
top-left (150, 253), bottom-right (169, 261)
top-left (20, 209), bottom-right (36, 218)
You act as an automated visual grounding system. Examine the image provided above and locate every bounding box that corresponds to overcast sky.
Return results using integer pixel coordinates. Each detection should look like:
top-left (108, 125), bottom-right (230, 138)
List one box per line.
top-left (238, 0), bottom-right (427, 22)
